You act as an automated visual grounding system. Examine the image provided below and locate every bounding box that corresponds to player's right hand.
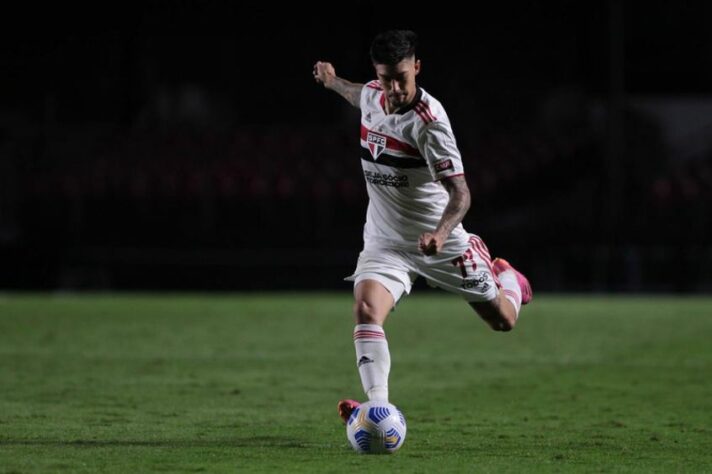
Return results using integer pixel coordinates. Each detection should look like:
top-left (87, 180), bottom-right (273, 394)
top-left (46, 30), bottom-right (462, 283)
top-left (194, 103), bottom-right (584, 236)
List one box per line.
top-left (419, 232), bottom-right (445, 256)
top-left (313, 61), bottom-right (336, 87)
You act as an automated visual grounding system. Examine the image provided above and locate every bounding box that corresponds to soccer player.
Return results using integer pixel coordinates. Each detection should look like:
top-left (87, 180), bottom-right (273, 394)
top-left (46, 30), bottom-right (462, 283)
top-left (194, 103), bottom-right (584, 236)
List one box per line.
top-left (313, 30), bottom-right (533, 422)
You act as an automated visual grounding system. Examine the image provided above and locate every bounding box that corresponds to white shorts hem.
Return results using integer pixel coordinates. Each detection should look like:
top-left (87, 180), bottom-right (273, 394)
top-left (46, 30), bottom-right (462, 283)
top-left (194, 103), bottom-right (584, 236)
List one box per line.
top-left (346, 272), bottom-right (408, 305)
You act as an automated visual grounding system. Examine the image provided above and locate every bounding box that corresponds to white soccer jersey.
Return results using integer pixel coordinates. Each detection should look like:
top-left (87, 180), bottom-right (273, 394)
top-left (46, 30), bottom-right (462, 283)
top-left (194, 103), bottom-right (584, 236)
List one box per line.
top-left (358, 80), bottom-right (469, 252)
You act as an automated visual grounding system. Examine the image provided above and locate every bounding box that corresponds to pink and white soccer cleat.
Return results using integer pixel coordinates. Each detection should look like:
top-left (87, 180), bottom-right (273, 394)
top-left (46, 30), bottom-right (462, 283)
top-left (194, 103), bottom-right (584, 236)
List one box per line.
top-left (492, 258), bottom-right (533, 305)
top-left (337, 399), bottom-right (361, 424)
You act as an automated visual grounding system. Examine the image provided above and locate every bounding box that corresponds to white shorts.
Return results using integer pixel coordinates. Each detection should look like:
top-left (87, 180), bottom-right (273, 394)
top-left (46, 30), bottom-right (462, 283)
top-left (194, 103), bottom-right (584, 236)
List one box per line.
top-left (345, 234), bottom-right (500, 305)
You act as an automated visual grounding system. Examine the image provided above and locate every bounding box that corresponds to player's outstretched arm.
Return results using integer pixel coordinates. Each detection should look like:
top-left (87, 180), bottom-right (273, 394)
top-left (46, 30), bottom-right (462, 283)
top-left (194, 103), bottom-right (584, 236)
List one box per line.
top-left (419, 175), bottom-right (471, 256)
top-left (313, 61), bottom-right (363, 109)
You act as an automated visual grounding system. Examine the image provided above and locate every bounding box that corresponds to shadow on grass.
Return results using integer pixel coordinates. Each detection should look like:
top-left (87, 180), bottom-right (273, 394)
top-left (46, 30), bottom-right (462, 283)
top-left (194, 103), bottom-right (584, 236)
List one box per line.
top-left (0, 436), bottom-right (310, 449)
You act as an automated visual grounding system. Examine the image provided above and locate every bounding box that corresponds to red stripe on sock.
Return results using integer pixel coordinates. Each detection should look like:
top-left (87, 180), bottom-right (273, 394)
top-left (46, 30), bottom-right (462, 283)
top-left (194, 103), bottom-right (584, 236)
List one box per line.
top-left (353, 331), bottom-right (386, 339)
top-left (503, 289), bottom-right (520, 300)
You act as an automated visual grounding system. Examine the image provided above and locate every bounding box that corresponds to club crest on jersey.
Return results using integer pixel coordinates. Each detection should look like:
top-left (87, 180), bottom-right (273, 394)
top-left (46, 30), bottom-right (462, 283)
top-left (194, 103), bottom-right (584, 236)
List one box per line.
top-left (367, 132), bottom-right (387, 160)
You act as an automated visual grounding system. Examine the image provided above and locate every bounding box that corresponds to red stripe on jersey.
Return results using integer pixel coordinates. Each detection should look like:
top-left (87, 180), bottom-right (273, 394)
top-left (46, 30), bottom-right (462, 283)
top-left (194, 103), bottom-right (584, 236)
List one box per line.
top-left (366, 80), bottom-right (383, 90)
top-left (417, 101), bottom-right (437, 121)
top-left (413, 103), bottom-right (432, 124)
top-left (415, 102), bottom-right (437, 124)
top-left (379, 93), bottom-right (386, 111)
top-left (360, 124), bottom-right (421, 157)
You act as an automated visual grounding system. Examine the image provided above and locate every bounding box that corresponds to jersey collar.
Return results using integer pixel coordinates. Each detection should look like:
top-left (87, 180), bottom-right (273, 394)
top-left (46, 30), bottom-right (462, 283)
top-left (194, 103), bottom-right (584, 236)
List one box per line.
top-left (394, 87), bottom-right (423, 115)
top-left (380, 87), bottom-right (423, 115)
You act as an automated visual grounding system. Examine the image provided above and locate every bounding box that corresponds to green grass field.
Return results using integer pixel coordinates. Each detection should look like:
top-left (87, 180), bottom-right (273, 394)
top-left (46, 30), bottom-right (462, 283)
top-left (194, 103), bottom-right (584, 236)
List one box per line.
top-left (0, 293), bottom-right (711, 473)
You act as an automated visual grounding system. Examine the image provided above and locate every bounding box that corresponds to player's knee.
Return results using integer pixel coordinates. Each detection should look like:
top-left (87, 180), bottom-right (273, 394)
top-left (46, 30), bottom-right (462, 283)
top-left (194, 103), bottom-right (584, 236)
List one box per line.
top-left (495, 318), bottom-right (515, 332)
top-left (471, 301), bottom-right (516, 332)
top-left (353, 300), bottom-right (380, 325)
top-left (496, 310), bottom-right (518, 331)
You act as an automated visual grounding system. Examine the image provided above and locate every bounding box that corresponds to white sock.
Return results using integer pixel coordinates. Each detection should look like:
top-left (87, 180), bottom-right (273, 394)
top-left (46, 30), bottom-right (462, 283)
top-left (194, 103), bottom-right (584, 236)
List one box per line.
top-left (353, 324), bottom-right (390, 402)
top-left (498, 270), bottom-right (522, 317)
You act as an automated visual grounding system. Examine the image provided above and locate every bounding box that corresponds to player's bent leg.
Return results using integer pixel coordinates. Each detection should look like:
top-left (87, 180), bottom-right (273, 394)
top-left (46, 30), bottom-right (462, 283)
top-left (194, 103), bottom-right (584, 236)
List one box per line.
top-left (469, 257), bottom-right (533, 332)
top-left (469, 292), bottom-right (518, 332)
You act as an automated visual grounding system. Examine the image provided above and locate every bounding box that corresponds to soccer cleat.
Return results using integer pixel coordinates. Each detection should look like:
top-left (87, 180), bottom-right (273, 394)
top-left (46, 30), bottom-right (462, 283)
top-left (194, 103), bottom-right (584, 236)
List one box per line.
top-left (337, 399), bottom-right (361, 423)
top-left (492, 258), bottom-right (533, 305)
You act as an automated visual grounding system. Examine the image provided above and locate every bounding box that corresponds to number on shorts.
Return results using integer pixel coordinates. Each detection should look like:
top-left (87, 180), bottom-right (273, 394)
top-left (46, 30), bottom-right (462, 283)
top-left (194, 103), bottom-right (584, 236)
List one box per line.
top-left (452, 249), bottom-right (477, 279)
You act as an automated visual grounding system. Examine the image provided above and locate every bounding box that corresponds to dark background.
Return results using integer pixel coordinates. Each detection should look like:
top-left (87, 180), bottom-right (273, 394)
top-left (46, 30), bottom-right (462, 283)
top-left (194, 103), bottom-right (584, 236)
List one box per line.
top-left (1, 1), bottom-right (711, 292)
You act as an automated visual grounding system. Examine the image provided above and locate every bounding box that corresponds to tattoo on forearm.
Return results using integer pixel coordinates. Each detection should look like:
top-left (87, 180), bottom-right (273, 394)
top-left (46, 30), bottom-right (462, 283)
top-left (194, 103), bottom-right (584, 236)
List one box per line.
top-left (329, 78), bottom-right (363, 108)
top-left (435, 177), bottom-right (471, 238)
top-left (436, 195), bottom-right (469, 236)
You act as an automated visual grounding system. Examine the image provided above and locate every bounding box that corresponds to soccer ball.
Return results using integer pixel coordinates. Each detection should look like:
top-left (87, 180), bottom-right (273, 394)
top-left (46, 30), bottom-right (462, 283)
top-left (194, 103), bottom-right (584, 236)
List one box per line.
top-left (346, 400), bottom-right (407, 454)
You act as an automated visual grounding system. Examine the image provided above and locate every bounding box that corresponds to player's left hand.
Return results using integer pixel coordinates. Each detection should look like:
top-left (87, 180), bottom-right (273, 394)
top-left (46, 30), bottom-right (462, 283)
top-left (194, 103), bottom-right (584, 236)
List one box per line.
top-left (419, 232), bottom-right (445, 256)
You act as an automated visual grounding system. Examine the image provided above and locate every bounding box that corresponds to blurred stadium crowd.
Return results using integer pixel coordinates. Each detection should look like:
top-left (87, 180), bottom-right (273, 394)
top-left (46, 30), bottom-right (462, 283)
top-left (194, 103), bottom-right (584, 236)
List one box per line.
top-left (3, 98), bottom-right (711, 291)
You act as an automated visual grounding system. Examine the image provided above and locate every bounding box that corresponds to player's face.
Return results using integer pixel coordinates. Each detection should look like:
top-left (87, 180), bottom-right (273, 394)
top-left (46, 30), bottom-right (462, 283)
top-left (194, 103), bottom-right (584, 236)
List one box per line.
top-left (374, 57), bottom-right (421, 110)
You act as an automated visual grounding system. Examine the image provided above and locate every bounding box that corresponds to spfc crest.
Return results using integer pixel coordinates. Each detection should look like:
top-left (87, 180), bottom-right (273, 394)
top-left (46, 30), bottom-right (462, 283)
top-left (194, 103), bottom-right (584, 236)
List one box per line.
top-left (367, 132), bottom-right (387, 160)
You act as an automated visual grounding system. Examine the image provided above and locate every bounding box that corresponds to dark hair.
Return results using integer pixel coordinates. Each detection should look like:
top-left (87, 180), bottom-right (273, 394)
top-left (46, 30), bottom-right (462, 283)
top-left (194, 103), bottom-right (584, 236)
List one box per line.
top-left (370, 30), bottom-right (417, 65)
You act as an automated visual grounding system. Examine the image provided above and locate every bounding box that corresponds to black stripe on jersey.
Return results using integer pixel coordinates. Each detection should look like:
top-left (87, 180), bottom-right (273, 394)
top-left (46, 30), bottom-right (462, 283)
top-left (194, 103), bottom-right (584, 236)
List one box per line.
top-left (361, 150), bottom-right (427, 169)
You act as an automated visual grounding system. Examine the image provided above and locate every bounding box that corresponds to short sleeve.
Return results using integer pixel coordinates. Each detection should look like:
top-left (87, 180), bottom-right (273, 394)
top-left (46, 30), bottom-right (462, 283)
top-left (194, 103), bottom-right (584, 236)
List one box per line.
top-left (360, 85), bottom-right (369, 109)
top-left (360, 81), bottom-right (381, 110)
top-left (417, 120), bottom-right (465, 181)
